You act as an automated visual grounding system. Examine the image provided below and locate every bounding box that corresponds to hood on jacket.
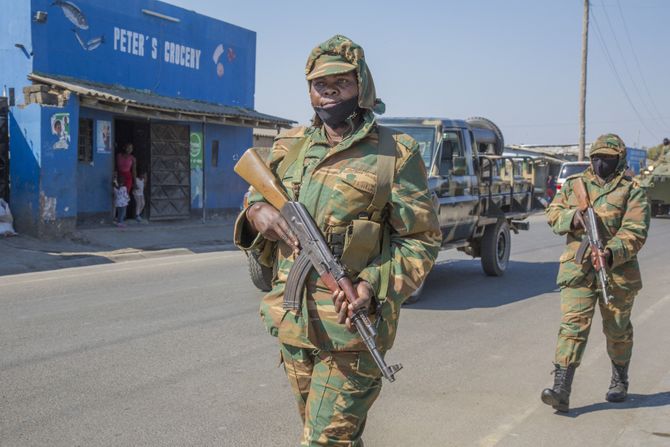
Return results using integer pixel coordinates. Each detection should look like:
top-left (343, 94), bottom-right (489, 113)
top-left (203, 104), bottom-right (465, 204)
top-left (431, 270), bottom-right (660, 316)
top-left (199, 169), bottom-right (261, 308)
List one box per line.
top-left (588, 133), bottom-right (628, 178)
top-left (305, 34), bottom-right (386, 123)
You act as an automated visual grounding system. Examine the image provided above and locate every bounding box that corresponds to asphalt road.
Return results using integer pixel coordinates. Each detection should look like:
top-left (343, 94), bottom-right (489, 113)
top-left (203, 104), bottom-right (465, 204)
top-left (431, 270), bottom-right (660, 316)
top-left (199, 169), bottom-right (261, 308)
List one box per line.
top-left (2, 214), bottom-right (670, 446)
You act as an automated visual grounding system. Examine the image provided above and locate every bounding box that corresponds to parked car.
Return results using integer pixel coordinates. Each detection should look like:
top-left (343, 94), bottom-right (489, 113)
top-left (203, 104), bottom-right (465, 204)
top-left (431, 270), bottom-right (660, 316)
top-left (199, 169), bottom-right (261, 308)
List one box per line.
top-left (556, 161), bottom-right (590, 193)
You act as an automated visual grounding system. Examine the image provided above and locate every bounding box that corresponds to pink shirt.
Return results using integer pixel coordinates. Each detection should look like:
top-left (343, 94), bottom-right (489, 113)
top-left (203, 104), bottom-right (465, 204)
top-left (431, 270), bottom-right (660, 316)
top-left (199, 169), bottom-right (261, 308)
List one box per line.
top-left (116, 154), bottom-right (134, 173)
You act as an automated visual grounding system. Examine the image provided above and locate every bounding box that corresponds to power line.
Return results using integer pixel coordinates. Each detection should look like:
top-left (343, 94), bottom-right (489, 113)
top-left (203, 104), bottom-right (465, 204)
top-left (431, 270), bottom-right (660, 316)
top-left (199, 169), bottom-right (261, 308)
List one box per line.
top-left (615, 0), bottom-right (670, 131)
top-left (597, 1), bottom-right (660, 127)
top-left (590, 7), bottom-right (659, 140)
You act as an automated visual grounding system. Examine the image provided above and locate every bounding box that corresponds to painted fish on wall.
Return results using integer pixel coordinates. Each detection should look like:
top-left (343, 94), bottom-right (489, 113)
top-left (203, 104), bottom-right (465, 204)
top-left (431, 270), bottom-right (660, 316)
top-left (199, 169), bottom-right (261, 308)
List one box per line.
top-left (52, 0), bottom-right (89, 30)
top-left (52, 1), bottom-right (105, 52)
top-left (73, 30), bottom-right (104, 51)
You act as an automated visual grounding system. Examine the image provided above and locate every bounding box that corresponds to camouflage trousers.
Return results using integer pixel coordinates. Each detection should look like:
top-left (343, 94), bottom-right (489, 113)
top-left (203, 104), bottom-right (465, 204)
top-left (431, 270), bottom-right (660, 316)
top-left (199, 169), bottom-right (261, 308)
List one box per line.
top-left (280, 343), bottom-right (382, 447)
top-left (554, 285), bottom-right (636, 367)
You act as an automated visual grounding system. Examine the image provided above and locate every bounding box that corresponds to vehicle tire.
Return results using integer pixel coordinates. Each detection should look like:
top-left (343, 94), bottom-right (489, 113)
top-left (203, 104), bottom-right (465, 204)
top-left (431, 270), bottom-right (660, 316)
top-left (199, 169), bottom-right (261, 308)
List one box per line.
top-left (466, 116), bottom-right (504, 155)
top-left (403, 281), bottom-right (425, 306)
top-left (248, 252), bottom-right (273, 292)
top-left (650, 203), bottom-right (659, 218)
top-left (480, 219), bottom-right (511, 276)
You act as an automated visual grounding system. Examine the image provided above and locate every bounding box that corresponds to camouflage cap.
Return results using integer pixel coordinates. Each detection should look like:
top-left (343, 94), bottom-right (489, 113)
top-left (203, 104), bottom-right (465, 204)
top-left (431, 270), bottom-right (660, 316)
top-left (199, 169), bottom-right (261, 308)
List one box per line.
top-left (305, 35), bottom-right (385, 114)
top-left (590, 133), bottom-right (626, 156)
top-left (306, 54), bottom-right (356, 81)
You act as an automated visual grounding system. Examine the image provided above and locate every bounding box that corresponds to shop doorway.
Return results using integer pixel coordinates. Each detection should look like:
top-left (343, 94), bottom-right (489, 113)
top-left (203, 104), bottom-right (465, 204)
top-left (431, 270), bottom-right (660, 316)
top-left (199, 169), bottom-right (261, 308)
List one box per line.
top-left (115, 119), bottom-right (150, 219)
top-left (114, 119), bottom-right (191, 221)
top-left (149, 123), bottom-right (190, 220)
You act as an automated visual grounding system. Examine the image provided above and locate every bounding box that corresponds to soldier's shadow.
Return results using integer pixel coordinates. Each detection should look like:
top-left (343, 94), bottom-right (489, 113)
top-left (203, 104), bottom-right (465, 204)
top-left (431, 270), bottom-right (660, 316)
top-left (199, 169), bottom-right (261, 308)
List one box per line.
top-left (408, 259), bottom-right (560, 310)
top-left (560, 391), bottom-right (670, 417)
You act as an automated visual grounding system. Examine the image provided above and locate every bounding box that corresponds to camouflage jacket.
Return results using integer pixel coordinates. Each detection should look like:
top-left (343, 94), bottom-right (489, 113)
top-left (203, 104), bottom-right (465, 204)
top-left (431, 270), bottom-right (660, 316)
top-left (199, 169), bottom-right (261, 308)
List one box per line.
top-left (546, 167), bottom-right (650, 292)
top-left (235, 111), bottom-right (441, 351)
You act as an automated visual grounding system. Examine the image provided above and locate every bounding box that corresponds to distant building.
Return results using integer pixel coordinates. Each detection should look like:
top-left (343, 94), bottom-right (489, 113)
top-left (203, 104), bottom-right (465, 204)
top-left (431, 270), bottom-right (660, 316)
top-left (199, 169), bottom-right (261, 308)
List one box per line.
top-left (1, 0), bottom-right (294, 237)
top-left (253, 128), bottom-right (279, 148)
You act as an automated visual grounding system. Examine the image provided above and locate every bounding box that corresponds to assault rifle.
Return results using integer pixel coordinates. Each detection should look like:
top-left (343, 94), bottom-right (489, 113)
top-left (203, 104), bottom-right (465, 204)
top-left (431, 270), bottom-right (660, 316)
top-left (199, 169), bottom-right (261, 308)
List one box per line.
top-left (234, 148), bottom-right (402, 382)
top-left (573, 178), bottom-right (613, 305)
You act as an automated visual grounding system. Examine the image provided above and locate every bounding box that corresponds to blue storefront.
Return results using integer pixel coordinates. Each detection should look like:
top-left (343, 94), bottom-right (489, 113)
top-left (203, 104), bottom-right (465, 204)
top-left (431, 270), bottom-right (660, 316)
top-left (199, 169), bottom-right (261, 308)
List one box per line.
top-left (1, 0), bottom-right (292, 237)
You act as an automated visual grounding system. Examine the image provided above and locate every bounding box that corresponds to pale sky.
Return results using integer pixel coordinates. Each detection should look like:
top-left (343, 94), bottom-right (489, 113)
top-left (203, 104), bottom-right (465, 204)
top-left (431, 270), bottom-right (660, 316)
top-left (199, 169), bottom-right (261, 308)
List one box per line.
top-left (169, 0), bottom-right (670, 148)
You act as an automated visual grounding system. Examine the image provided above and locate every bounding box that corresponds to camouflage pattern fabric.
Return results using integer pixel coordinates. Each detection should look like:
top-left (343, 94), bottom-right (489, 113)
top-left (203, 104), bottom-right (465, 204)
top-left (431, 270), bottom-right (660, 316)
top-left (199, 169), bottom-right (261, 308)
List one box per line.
top-left (554, 286), bottom-right (635, 367)
top-left (546, 133), bottom-right (650, 367)
top-left (281, 343), bottom-right (381, 447)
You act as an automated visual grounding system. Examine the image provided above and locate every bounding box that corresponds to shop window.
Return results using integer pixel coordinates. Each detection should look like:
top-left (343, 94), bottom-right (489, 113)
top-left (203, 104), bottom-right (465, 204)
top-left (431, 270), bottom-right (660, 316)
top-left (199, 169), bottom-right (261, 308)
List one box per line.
top-left (78, 118), bottom-right (93, 163)
top-left (211, 140), bottom-right (219, 167)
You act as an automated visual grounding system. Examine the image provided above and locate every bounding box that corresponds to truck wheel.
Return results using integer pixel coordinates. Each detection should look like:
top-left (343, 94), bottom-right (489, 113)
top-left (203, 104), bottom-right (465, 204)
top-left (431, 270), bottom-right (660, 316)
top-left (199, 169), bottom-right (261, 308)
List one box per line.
top-left (480, 219), bottom-right (510, 276)
top-left (248, 252), bottom-right (273, 292)
top-left (404, 281), bottom-right (425, 306)
top-left (650, 203), bottom-right (659, 217)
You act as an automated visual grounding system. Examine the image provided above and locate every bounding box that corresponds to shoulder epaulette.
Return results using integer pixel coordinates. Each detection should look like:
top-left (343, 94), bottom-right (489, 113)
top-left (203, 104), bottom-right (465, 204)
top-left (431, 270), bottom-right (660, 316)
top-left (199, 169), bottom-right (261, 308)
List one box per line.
top-left (565, 172), bottom-right (584, 182)
top-left (275, 126), bottom-right (307, 140)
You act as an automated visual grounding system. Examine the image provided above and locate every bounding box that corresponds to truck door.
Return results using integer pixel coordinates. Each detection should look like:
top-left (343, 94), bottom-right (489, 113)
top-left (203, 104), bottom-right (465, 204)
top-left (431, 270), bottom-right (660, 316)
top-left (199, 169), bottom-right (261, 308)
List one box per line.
top-left (435, 130), bottom-right (479, 242)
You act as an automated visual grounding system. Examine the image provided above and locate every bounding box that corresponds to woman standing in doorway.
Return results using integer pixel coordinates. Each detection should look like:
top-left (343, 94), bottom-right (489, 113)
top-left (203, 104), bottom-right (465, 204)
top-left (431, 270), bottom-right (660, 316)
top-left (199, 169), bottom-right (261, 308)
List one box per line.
top-left (116, 143), bottom-right (137, 193)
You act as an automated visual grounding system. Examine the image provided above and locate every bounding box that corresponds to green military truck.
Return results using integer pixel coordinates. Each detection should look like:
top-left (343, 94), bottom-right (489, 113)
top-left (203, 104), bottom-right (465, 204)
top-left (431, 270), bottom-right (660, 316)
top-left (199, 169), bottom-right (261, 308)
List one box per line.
top-left (245, 117), bottom-right (535, 296)
top-left (379, 117), bottom-right (534, 297)
top-left (637, 156), bottom-right (670, 217)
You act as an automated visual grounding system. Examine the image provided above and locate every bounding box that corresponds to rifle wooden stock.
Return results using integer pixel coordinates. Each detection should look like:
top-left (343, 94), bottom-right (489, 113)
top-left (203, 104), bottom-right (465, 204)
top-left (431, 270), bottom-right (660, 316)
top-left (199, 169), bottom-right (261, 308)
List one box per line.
top-left (572, 177), bottom-right (590, 211)
top-left (234, 149), bottom-right (289, 210)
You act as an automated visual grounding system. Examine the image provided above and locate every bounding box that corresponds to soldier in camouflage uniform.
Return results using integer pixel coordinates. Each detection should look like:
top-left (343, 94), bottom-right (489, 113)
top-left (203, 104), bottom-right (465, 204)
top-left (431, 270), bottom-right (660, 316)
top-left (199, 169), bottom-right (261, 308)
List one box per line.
top-left (234, 35), bottom-right (441, 446)
top-left (658, 138), bottom-right (670, 162)
top-left (541, 134), bottom-right (650, 413)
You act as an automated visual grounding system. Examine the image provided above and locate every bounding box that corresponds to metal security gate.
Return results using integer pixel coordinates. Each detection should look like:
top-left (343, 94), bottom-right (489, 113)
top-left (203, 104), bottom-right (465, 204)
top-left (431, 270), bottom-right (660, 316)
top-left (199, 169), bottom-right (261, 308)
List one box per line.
top-left (0, 98), bottom-right (9, 202)
top-left (149, 123), bottom-right (190, 219)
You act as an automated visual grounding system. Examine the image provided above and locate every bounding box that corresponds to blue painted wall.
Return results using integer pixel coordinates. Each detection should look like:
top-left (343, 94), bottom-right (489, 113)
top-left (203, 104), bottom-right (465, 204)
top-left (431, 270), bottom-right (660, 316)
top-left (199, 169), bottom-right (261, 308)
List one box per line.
top-left (40, 97), bottom-right (80, 225)
top-left (78, 108), bottom-right (115, 215)
top-left (8, 106), bottom-right (42, 234)
top-left (3, 2), bottom-right (39, 232)
top-left (31, 0), bottom-right (256, 107)
top-left (204, 124), bottom-right (252, 210)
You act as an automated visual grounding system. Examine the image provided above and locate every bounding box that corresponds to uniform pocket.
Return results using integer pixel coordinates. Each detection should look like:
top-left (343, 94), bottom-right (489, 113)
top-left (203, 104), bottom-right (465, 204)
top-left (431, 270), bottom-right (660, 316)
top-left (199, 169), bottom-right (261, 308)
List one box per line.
top-left (340, 219), bottom-right (381, 274)
top-left (326, 169), bottom-right (377, 226)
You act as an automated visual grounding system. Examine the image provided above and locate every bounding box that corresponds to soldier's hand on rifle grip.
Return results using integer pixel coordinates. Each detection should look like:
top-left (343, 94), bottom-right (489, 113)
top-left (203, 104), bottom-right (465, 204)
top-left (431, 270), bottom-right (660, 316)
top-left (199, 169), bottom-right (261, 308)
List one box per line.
top-left (591, 247), bottom-right (612, 272)
top-left (572, 209), bottom-right (586, 230)
top-left (332, 280), bottom-right (373, 331)
top-left (246, 202), bottom-right (300, 252)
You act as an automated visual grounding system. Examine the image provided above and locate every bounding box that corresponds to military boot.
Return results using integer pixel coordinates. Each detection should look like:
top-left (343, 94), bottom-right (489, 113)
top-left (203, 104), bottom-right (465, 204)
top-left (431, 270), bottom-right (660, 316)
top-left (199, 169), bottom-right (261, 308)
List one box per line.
top-left (606, 361), bottom-right (629, 402)
top-left (541, 363), bottom-right (576, 412)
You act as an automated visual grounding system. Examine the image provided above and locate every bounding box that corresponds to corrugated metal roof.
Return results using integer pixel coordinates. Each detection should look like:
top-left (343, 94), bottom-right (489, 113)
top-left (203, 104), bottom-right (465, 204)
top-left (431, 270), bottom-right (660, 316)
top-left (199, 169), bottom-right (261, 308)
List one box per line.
top-left (28, 72), bottom-right (295, 128)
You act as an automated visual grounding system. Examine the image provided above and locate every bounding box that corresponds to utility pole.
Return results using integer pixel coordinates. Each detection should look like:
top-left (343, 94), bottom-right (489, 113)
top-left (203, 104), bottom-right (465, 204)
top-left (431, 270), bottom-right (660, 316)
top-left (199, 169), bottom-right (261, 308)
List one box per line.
top-left (578, 0), bottom-right (589, 161)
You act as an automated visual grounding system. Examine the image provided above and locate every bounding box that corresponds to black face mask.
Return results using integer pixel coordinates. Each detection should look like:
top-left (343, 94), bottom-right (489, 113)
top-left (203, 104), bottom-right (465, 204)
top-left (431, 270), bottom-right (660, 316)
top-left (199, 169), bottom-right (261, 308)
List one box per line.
top-left (592, 156), bottom-right (619, 180)
top-left (314, 96), bottom-right (359, 128)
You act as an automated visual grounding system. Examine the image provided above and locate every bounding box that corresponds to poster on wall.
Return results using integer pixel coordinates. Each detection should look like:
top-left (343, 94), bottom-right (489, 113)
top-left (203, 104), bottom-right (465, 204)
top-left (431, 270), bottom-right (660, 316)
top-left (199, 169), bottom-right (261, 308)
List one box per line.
top-left (51, 113), bottom-right (70, 149)
top-left (96, 120), bottom-right (112, 153)
top-left (190, 131), bottom-right (204, 208)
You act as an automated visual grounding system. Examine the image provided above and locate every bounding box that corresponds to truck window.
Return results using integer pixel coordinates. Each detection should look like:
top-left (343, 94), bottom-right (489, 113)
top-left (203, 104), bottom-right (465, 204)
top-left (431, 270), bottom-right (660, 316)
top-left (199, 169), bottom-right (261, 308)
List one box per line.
top-left (387, 126), bottom-right (437, 169)
top-left (441, 131), bottom-right (469, 176)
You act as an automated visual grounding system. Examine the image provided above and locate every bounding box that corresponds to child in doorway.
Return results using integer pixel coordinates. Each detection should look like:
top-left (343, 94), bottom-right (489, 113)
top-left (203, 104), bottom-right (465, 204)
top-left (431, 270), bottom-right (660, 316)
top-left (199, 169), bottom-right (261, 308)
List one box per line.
top-left (133, 172), bottom-right (147, 222)
top-left (113, 173), bottom-right (130, 227)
